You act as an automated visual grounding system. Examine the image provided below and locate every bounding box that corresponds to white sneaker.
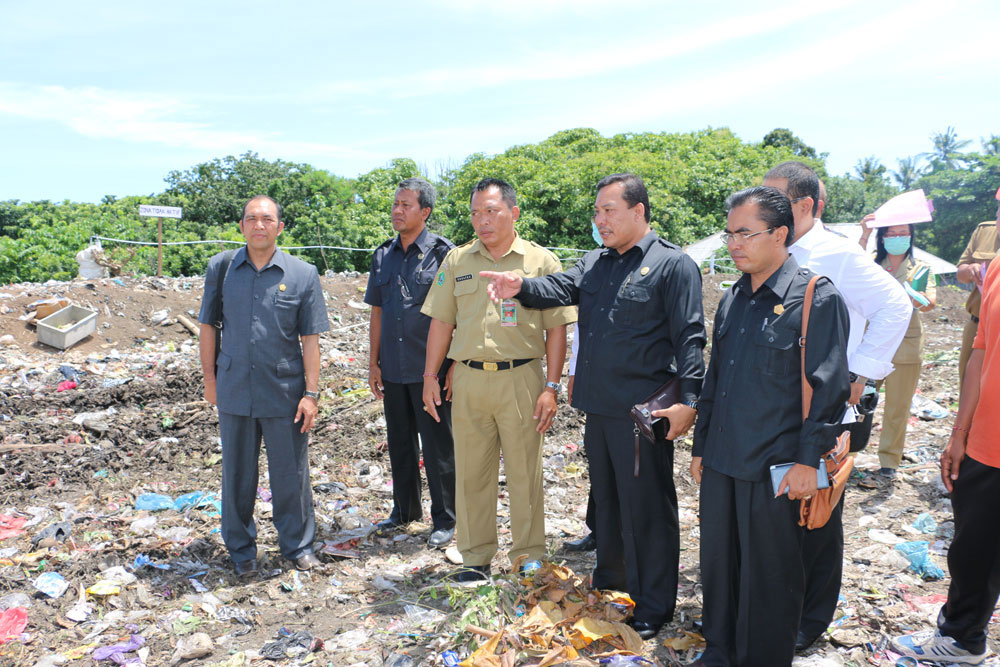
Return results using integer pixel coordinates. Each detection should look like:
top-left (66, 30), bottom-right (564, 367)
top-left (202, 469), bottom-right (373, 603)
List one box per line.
top-left (891, 629), bottom-right (986, 665)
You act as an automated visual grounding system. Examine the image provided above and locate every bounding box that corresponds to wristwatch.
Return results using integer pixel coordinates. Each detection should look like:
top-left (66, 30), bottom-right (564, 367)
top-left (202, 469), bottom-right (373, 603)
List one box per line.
top-left (544, 381), bottom-right (562, 393)
top-left (682, 399), bottom-right (699, 410)
top-left (303, 390), bottom-right (320, 402)
top-left (848, 372), bottom-right (868, 385)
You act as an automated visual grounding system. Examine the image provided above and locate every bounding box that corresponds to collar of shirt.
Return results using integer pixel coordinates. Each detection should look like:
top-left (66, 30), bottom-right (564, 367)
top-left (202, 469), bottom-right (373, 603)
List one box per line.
top-left (597, 229), bottom-right (658, 261)
top-left (734, 254), bottom-right (802, 300)
top-left (231, 246), bottom-right (290, 273)
top-left (471, 233), bottom-right (528, 261)
top-left (790, 220), bottom-right (827, 252)
top-left (388, 226), bottom-right (434, 256)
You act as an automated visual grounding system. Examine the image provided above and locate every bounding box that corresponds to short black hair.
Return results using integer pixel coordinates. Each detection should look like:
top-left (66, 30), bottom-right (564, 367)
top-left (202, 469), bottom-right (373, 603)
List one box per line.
top-left (725, 185), bottom-right (795, 247)
top-left (875, 224), bottom-right (916, 264)
top-left (765, 161), bottom-right (820, 217)
top-left (397, 177), bottom-right (437, 215)
top-left (470, 178), bottom-right (517, 209)
top-left (596, 173), bottom-right (651, 222)
top-left (241, 195), bottom-right (283, 221)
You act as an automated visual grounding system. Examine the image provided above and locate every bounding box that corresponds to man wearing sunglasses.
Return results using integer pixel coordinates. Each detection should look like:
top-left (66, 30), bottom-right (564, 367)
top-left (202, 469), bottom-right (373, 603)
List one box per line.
top-left (763, 161), bottom-right (911, 652)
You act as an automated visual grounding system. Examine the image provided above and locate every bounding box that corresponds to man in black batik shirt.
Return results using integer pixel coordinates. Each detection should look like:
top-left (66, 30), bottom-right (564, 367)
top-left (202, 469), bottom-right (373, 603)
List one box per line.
top-left (691, 186), bottom-right (850, 667)
top-left (480, 173), bottom-right (705, 641)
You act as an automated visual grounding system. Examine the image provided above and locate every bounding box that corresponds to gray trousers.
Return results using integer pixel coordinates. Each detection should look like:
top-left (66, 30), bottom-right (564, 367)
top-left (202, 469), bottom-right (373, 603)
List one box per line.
top-left (219, 411), bottom-right (316, 562)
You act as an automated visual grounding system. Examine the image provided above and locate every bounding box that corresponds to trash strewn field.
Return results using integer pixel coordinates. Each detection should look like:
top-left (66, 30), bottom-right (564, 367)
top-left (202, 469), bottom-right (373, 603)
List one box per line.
top-left (0, 271), bottom-right (996, 666)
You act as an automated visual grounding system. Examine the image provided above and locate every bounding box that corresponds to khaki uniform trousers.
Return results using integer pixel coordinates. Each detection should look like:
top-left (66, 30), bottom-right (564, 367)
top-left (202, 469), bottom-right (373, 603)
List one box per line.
top-left (452, 359), bottom-right (546, 566)
top-left (877, 362), bottom-right (922, 469)
top-left (959, 318), bottom-right (978, 389)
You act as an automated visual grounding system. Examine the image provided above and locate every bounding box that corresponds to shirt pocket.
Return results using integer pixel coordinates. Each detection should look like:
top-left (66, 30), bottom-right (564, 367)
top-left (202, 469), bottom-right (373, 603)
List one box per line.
top-left (452, 276), bottom-right (479, 305)
top-left (412, 269), bottom-right (435, 303)
top-left (613, 283), bottom-right (652, 327)
top-left (578, 275), bottom-right (601, 330)
top-left (753, 325), bottom-right (797, 376)
top-left (274, 294), bottom-right (301, 335)
top-left (371, 268), bottom-right (392, 305)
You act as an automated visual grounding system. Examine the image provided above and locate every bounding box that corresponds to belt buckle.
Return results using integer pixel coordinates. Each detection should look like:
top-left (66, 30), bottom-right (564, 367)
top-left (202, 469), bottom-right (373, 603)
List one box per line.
top-left (483, 361), bottom-right (499, 372)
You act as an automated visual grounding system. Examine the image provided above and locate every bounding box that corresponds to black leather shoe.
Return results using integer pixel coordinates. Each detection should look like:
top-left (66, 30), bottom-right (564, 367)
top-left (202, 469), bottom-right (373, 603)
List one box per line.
top-left (563, 533), bottom-right (597, 552)
top-left (453, 565), bottom-right (490, 583)
top-left (428, 526), bottom-right (455, 548)
top-left (627, 618), bottom-right (663, 641)
top-left (293, 553), bottom-right (322, 571)
top-left (795, 629), bottom-right (823, 652)
top-left (233, 558), bottom-right (258, 576)
top-left (374, 517), bottom-right (407, 532)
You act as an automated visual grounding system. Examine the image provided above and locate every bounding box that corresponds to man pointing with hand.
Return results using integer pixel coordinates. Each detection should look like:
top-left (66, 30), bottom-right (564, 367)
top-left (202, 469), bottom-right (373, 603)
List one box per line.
top-left (481, 173), bottom-right (705, 640)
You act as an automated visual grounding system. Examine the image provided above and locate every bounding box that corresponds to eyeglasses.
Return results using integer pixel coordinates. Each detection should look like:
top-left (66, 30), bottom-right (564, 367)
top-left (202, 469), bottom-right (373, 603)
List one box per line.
top-left (721, 228), bottom-right (775, 244)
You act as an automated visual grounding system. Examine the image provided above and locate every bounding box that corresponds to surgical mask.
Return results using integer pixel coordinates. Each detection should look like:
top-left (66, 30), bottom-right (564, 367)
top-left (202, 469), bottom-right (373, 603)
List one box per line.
top-left (592, 223), bottom-right (603, 246)
top-left (883, 235), bottom-right (911, 255)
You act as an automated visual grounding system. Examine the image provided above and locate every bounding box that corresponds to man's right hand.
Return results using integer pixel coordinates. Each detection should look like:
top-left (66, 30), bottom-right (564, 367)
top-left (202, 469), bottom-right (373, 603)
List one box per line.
top-left (690, 456), bottom-right (703, 484)
top-left (940, 432), bottom-right (967, 493)
top-left (958, 262), bottom-right (984, 287)
top-left (204, 380), bottom-right (217, 405)
top-left (422, 377), bottom-right (442, 423)
top-left (479, 271), bottom-right (523, 303)
top-left (368, 365), bottom-right (384, 400)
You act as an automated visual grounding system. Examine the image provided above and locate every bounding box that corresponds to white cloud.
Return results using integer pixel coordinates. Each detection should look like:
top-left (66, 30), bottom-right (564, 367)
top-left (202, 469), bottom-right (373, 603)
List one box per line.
top-left (0, 82), bottom-right (375, 161)
top-left (311, 0), bottom-right (867, 101)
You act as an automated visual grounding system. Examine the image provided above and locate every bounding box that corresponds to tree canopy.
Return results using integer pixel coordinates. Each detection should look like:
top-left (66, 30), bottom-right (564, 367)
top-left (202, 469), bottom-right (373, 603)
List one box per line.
top-left (2, 127), bottom-right (997, 284)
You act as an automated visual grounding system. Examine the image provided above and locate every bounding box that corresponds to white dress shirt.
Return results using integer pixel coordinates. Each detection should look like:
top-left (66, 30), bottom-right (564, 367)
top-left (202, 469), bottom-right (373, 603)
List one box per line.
top-left (790, 219), bottom-right (911, 382)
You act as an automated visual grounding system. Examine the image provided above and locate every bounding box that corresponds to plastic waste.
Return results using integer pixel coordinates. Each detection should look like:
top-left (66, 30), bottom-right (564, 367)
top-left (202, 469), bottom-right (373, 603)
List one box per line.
top-left (0, 607), bottom-right (27, 644)
top-left (92, 633), bottom-right (144, 661)
top-left (86, 580), bottom-right (122, 596)
top-left (910, 394), bottom-right (949, 420)
top-left (34, 572), bottom-right (69, 598)
top-left (403, 604), bottom-right (446, 626)
top-left (599, 656), bottom-right (653, 665)
top-left (260, 629), bottom-right (321, 660)
top-left (0, 514), bottom-right (27, 540)
top-left (442, 651), bottom-right (460, 667)
top-left (170, 632), bottom-right (213, 666)
top-left (130, 516), bottom-right (158, 534)
top-left (31, 520), bottom-right (72, 546)
top-left (895, 541), bottom-right (945, 580)
top-left (384, 654), bottom-right (414, 667)
top-left (0, 594), bottom-right (31, 610)
top-left (173, 491), bottom-right (209, 511)
top-left (134, 493), bottom-right (174, 511)
top-left (56, 380), bottom-right (77, 392)
top-left (908, 513), bottom-right (937, 534)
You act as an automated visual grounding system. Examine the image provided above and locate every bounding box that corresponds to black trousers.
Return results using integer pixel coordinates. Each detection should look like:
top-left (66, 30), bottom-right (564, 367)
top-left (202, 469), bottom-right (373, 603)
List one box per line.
top-left (584, 413), bottom-right (679, 624)
top-left (382, 380), bottom-right (456, 530)
top-left (799, 415), bottom-right (873, 637)
top-left (938, 456), bottom-right (1000, 655)
top-left (700, 467), bottom-right (805, 667)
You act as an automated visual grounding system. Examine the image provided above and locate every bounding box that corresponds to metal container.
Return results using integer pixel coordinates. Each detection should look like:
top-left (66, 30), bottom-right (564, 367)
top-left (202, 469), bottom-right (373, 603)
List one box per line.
top-left (36, 305), bottom-right (97, 350)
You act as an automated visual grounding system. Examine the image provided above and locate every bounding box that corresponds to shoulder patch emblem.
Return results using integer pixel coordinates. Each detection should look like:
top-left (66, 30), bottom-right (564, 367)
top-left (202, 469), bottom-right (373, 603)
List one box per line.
top-left (455, 274), bottom-right (474, 282)
top-left (436, 271), bottom-right (445, 286)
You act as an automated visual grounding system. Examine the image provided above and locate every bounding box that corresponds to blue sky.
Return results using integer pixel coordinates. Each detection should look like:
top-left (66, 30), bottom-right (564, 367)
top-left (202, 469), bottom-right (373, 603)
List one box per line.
top-left (1, 0), bottom-right (997, 203)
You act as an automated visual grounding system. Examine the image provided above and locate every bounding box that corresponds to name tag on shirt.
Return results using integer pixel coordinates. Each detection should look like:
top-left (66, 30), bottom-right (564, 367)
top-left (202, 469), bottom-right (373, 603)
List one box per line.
top-left (501, 299), bottom-right (517, 326)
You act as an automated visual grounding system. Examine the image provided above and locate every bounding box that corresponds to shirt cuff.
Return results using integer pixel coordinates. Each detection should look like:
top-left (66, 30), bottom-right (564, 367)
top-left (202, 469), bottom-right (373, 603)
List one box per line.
top-left (679, 378), bottom-right (703, 406)
top-left (848, 354), bottom-right (895, 381)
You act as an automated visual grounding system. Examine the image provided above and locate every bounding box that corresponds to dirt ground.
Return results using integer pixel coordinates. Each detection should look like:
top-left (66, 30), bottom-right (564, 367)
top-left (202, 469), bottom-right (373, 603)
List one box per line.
top-left (0, 269), bottom-right (995, 667)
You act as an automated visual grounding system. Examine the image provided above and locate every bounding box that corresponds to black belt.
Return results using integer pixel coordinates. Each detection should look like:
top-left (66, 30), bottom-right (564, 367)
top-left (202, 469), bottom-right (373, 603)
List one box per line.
top-left (462, 359), bottom-right (532, 372)
top-left (971, 315), bottom-right (980, 324)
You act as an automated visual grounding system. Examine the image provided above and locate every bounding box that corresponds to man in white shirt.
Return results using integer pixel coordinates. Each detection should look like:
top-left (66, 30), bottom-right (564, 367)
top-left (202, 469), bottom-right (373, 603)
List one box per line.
top-left (763, 161), bottom-right (911, 651)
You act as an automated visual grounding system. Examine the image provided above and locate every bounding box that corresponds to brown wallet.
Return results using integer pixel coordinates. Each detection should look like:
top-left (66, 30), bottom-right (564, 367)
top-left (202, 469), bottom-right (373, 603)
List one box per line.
top-left (628, 378), bottom-right (680, 477)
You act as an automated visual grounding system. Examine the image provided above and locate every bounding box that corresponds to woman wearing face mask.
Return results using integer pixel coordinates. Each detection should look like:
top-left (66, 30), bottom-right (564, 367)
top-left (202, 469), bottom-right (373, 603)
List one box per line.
top-left (858, 218), bottom-right (936, 487)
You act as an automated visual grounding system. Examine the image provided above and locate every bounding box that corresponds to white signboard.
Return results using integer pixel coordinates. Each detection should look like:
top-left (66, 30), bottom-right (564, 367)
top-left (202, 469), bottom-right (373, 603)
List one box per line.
top-left (138, 205), bottom-right (183, 219)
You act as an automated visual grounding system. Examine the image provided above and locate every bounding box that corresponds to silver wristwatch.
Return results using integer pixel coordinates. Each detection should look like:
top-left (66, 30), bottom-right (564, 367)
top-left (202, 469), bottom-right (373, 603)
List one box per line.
top-left (303, 390), bottom-right (320, 401)
top-left (544, 381), bottom-right (562, 393)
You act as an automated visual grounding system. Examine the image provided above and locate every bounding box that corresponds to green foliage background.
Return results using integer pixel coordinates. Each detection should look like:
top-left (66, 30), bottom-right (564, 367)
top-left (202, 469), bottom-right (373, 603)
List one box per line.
top-left (2, 127), bottom-right (997, 284)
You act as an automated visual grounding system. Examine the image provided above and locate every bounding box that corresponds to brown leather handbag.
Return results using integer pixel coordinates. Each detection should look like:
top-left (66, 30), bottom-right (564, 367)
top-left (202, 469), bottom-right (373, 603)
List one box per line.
top-left (629, 378), bottom-right (680, 477)
top-left (798, 276), bottom-right (854, 530)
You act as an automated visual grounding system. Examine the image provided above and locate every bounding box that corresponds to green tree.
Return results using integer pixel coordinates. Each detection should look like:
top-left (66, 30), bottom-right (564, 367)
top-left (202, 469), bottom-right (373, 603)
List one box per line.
top-left (892, 157), bottom-right (923, 190)
top-left (922, 126), bottom-right (971, 172)
top-left (761, 128), bottom-right (821, 160)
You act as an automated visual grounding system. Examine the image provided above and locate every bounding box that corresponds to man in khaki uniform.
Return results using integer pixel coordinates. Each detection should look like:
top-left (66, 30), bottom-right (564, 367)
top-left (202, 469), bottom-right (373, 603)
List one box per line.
top-left (956, 201), bottom-right (1000, 385)
top-left (421, 178), bottom-right (575, 582)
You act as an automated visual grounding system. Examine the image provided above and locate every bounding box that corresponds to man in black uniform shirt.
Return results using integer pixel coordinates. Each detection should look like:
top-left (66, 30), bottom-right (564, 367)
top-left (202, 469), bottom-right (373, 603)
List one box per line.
top-left (690, 186), bottom-right (851, 666)
top-left (480, 173), bottom-right (705, 640)
top-left (365, 178), bottom-right (457, 548)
